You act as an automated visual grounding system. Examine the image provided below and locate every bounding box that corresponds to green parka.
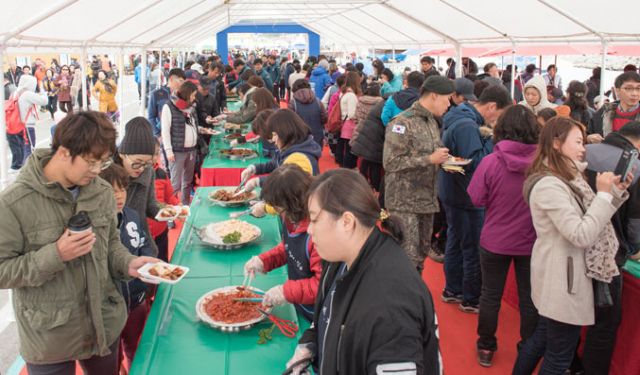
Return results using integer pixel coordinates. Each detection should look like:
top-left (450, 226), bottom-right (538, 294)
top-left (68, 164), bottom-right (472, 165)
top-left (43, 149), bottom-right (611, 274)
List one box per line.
top-left (0, 149), bottom-right (136, 364)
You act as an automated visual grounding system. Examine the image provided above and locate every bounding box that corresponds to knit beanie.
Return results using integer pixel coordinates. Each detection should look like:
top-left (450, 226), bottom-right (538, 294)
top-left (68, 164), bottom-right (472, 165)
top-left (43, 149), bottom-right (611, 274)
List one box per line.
top-left (118, 117), bottom-right (156, 155)
top-left (318, 60), bottom-right (329, 71)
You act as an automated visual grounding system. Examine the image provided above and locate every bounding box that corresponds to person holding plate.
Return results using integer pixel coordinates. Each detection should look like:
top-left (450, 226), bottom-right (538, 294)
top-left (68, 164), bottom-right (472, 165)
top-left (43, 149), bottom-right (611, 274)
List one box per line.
top-left (244, 164), bottom-right (321, 322)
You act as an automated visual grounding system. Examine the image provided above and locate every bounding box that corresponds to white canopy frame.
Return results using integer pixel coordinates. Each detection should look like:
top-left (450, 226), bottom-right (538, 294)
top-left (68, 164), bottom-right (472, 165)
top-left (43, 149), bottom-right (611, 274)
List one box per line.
top-left (1, 0), bottom-right (638, 187)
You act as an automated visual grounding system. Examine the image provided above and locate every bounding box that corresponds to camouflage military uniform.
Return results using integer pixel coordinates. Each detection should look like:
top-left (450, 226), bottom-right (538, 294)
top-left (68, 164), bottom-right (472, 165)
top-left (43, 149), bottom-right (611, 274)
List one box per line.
top-left (383, 100), bottom-right (443, 273)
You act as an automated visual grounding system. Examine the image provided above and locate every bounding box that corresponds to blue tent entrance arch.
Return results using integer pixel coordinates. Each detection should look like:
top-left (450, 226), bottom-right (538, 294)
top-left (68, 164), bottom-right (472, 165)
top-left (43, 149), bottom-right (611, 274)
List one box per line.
top-left (216, 22), bottom-right (320, 64)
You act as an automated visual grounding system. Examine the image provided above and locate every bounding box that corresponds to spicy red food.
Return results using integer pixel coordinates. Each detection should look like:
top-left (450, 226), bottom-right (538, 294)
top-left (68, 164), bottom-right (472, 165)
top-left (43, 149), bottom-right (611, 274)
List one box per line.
top-left (212, 190), bottom-right (252, 202)
top-left (203, 290), bottom-right (263, 324)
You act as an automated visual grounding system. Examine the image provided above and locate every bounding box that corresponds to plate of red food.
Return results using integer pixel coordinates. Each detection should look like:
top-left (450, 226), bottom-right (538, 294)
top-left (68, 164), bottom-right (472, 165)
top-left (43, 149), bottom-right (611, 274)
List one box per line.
top-left (443, 155), bottom-right (472, 166)
top-left (196, 286), bottom-right (271, 332)
top-left (209, 188), bottom-right (258, 207)
top-left (218, 148), bottom-right (258, 160)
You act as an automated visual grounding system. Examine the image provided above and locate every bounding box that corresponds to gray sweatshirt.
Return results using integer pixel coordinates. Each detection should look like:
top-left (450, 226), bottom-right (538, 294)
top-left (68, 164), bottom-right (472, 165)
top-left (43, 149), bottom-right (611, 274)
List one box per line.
top-left (16, 75), bottom-right (47, 126)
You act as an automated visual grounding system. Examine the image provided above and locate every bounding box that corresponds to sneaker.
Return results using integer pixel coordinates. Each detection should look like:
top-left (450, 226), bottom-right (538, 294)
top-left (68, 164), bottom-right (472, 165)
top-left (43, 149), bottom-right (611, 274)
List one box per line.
top-left (427, 245), bottom-right (444, 263)
top-left (441, 290), bottom-right (462, 303)
top-left (459, 301), bottom-right (480, 314)
top-left (477, 348), bottom-right (493, 367)
top-left (167, 221), bottom-right (176, 229)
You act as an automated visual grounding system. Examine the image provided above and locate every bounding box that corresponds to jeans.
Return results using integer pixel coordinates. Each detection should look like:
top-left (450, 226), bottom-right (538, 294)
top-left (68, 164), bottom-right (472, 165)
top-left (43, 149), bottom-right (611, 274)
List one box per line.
top-left (359, 159), bottom-right (382, 191)
top-left (513, 317), bottom-right (582, 375)
top-left (7, 132), bottom-right (24, 169)
top-left (47, 95), bottom-right (57, 118)
top-left (26, 339), bottom-right (119, 375)
top-left (169, 150), bottom-right (196, 205)
top-left (337, 137), bottom-right (357, 168)
top-left (477, 247), bottom-right (538, 352)
top-left (443, 203), bottom-right (484, 305)
top-left (23, 127), bottom-right (36, 164)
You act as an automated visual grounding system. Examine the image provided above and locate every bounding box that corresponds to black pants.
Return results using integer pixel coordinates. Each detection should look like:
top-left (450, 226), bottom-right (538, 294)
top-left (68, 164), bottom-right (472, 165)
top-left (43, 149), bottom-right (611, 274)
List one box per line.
top-left (477, 247), bottom-right (538, 352)
top-left (26, 339), bottom-right (119, 375)
top-left (273, 83), bottom-right (280, 104)
top-left (359, 159), bottom-right (382, 191)
top-left (7, 132), bottom-right (24, 169)
top-left (570, 272), bottom-right (623, 374)
top-left (155, 227), bottom-right (169, 262)
top-left (432, 198), bottom-right (447, 245)
top-left (337, 137), bottom-right (358, 169)
top-left (47, 96), bottom-right (57, 118)
top-left (59, 101), bottom-right (72, 113)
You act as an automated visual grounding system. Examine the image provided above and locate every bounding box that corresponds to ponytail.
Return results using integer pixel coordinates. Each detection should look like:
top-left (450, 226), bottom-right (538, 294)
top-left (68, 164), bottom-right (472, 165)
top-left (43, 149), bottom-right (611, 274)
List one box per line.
top-left (380, 213), bottom-right (405, 245)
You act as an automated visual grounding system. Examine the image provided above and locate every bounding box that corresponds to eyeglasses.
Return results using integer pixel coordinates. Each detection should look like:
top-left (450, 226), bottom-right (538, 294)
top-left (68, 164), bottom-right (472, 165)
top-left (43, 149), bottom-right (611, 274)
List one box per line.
top-left (82, 156), bottom-right (113, 171)
top-left (126, 154), bottom-right (154, 170)
top-left (621, 86), bottom-right (640, 93)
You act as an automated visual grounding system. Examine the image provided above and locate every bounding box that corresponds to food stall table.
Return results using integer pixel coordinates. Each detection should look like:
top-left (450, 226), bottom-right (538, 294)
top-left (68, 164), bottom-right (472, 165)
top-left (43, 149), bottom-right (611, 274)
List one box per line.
top-left (200, 137), bottom-right (269, 187)
top-left (226, 99), bottom-right (243, 113)
top-left (131, 187), bottom-right (311, 374)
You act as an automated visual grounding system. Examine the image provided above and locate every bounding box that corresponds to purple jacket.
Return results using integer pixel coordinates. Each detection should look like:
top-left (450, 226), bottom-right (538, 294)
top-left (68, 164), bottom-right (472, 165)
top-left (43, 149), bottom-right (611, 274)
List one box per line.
top-left (467, 140), bottom-right (537, 256)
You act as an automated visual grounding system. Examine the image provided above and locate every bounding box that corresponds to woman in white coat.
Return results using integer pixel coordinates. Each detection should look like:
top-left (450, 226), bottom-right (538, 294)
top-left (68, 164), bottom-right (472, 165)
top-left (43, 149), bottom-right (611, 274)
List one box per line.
top-left (513, 117), bottom-right (633, 374)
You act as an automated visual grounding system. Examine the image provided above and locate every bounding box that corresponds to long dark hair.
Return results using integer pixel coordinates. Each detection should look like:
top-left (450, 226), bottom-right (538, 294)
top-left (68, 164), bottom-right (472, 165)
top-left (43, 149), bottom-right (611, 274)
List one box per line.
top-left (308, 169), bottom-right (404, 244)
top-left (261, 164), bottom-right (313, 224)
top-left (341, 71), bottom-right (362, 95)
top-left (528, 117), bottom-right (586, 181)
top-left (251, 109), bottom-right (275, 139)
top-left (252, 88), bottom-right (277, 113)
top-left (98, 69), bottom-right (115, 94)
top-left (565, 80), bottom-right (589, 119)
top-left (493, 105), bottom-right (541, 145)
top-left (266, 109), bottom-right (310, 149)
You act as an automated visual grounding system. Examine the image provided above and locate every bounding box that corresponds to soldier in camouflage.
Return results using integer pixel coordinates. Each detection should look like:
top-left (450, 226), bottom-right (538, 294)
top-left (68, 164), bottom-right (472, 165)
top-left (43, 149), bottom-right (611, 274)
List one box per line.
top-left (383, 76), bottom-right (457, 274)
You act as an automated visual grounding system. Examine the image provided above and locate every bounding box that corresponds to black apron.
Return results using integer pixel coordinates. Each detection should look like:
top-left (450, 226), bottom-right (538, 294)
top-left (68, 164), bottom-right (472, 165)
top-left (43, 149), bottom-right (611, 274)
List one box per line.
top-left (283, 217), bottom-right (315, 322)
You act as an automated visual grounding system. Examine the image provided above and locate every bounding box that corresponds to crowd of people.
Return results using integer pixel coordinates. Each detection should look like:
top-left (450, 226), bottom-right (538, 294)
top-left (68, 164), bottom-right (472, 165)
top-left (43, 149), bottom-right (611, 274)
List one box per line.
top-left (2, 46), bottom-right (640, 375)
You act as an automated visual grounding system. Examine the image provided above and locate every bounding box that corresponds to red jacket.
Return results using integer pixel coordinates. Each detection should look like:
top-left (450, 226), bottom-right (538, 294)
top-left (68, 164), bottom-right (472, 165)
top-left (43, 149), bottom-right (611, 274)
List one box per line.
top-left (258, 218), bottom-right (321, 305)
top-left (147, 165), bottom-right (180, 237)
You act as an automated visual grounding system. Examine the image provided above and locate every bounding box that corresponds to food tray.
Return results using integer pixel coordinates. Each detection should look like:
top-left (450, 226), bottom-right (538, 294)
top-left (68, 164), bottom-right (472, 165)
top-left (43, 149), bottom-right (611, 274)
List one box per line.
top-left (155, 207), bottom-right (179, 222)
top-left (223, 133), bottom-right (244, 143)
top-left (138, 262), bottom-right (189, 285)
top-left (177, 205), bottom-right (190, 219)
top-left (218, 148), bottom-right (258, 160)
top-left (201, 128), bottom-right (221, 135)
top-left (208, 188), bottom-right (258, 208)
top-left (196, 286), bottom-right (271, 332)
top-left (443, 157), bottom-right (472, 166)
top-left (193, 221), bottom-right (262, 250)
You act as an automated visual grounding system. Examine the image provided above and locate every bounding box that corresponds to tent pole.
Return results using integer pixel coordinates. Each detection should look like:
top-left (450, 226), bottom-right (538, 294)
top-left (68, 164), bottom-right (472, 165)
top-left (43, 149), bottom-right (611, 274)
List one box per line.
top-left (139, 49), bottom-right (147, 116)
top-left (510, 42), bottom-right (517, 101)
top-left (0, 46), bottom-right (8, 188)
top-left (81, 46), bottom-right (88, 111)
top-left (392, 46), bottom-right (396, 63)
top-left (119, 48), bottom-right (126, 138)
top-left (599, 41), bottom-right (607, 102)
top-left (455, 43), bottom-right (462, 78)
top-left (169, 49), bottom-right (173, 70)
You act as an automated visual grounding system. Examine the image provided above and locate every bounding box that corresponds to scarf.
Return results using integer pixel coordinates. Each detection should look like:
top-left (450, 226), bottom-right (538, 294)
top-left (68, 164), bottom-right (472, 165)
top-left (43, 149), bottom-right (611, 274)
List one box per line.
top-left (170, 91), bottom-right (197, 127)
top-left (525, 160), bottom-right (620, 282)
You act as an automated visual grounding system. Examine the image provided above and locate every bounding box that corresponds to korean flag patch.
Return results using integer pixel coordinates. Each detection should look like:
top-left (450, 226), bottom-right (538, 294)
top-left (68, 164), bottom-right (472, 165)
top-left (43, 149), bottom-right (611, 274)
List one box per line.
top-left (392, 124), bottom-right (406, 134)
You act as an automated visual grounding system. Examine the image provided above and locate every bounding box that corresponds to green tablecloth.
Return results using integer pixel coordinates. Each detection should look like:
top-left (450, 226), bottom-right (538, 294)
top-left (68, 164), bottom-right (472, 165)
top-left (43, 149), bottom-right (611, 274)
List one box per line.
top-left (202, 137), bottom-right (268, 169)
top-left (130, 187), bottom-right (311, 375)
top-left (226, 100), bottom-right (243, 113)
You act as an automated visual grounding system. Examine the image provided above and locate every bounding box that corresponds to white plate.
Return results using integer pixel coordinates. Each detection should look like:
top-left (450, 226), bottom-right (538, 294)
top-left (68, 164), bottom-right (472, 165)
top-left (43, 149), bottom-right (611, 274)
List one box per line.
top-left (443, 157), bottom-right (472, 166)
top-left (137, 262), bottom-right (189, 284)
top-left (208, 188), bottom-right (258, 208)
top-left (196, 286), bottom-right (270, 332)
top-left (199, 220), bottom-right (261, 247)
top-left (155, 207), bottom-right (179, 222)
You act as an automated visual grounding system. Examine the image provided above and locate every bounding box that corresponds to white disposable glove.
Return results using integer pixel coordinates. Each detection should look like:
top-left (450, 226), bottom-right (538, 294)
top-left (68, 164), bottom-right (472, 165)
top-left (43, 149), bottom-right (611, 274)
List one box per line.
top-left (229, 139), bottom-right (239, 148)
top-left (244, 177), bottom-right (260, 192)
top-left (263, 285), bottom-right (286, 307)
top-left (243, 256), bottom-right (265, 279)
top-left (285, 344), bottom-right (313, 375)
top-left (241, 165), bottom-right (255, 182)
top-left (250, 201), bottom-right (267, 218)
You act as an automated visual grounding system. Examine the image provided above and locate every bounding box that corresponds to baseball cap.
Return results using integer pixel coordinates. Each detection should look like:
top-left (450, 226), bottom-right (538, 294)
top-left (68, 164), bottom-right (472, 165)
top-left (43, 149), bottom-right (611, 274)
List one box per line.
top-left (199, 76), bottom-right (213, 90)
top-left (185, 69), bottom-right (200, 83)
top-left (422, 76), bottom-right (457, 95)
top-left (191, 63), bottom-right (204, 74)
top-left (453, 78), bottom-right (477, 101)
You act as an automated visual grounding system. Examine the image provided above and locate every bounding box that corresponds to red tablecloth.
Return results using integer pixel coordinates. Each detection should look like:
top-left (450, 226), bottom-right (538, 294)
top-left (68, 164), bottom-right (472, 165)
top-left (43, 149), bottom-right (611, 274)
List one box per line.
top-left (502, 266), bottom-right (640, 374)
top-left (200, 167), bottom-right (243, 187)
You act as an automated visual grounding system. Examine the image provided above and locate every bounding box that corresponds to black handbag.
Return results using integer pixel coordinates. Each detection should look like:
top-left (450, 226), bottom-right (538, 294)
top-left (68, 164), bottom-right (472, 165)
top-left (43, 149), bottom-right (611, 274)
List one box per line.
top-left (197, 134), bottom-right (209, 156)
top-left (594, 279), bottom-right (613, 307)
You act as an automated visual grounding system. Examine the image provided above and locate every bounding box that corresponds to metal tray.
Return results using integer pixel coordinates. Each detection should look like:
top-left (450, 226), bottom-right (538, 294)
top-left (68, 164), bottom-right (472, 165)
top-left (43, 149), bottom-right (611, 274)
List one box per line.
top-left (222, 134), bottom-right (244, 143)
top-left (218, 149), bottom-right (258, 160)
top-left (196, 286), bottom-right (271, 332)
top-left (208, 188), bottom-right (258, 208)
top-left (190, 222), bottom-right (262, 250)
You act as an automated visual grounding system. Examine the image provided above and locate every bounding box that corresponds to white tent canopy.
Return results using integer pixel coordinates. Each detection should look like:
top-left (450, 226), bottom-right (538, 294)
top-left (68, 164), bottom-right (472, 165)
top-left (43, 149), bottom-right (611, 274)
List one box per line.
top-left (1, 0), bottom-right (639, 52)
top-left (1, 0), bottom-right (639, 187)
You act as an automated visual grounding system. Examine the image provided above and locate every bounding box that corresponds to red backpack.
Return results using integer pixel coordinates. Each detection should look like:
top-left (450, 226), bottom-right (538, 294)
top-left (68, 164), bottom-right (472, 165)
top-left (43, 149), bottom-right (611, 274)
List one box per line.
top-left (326, 93), bottom-right (344, 134)
top-left (4, 91), bottom-right (33, 135)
